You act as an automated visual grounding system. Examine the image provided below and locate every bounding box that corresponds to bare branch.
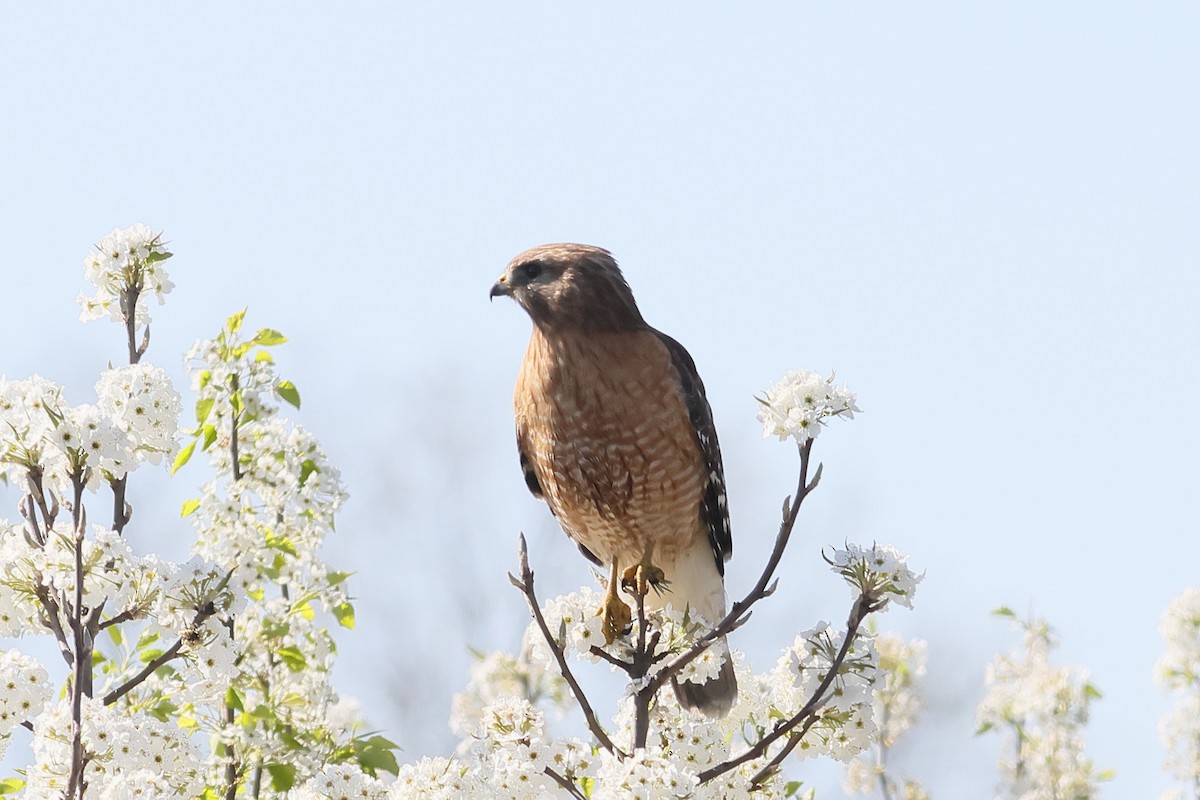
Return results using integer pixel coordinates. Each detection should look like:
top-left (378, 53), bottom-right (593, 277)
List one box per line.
top-left (510, 534), bottom-right (626, 758)
top-left (110, 475), bottom-right (132, 535)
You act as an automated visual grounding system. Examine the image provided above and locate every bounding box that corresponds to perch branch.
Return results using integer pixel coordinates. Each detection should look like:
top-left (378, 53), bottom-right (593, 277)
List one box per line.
top-left (509, 534), bottom-right (626, 758)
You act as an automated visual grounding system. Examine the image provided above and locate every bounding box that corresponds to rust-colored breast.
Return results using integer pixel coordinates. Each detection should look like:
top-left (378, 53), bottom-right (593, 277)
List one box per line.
top-left (515, 329), bottom-right (706, 569)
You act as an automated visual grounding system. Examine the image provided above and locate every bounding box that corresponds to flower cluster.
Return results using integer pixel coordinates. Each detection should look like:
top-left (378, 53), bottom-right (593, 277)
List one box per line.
top-left (24, 698), bottom-right (201, 799)
top-left (0, 375), bottom-right (66, 483)
top-left (78, 223), bottom-right (173, 326)
top-left (449, 649), bottom-right (571, 741)
top-left (0, 649), bottom-right (52, 748)
top-left (977, 610), bottom-right (1109, 799)
top-left (828, 543), bottom-right (923, 610)
top-left (1156, 588), bottom-right (1200, 791)
top-left (95, 364), bottom-right (181, 467)
top-left (0, 364), bottom-right (180, 491)
top-left (756, 369), bottom-right (859, 444)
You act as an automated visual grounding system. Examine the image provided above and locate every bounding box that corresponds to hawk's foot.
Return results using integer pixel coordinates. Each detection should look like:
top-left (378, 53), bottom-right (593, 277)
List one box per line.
top-left (624, 546), bottom-right (672, 597)
top-left (599, 558), bottom-right (632, 645)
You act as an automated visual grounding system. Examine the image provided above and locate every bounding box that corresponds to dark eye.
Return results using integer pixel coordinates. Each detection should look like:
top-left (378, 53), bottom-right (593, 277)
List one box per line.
top-left (518, 261), bottom-right (544, 282)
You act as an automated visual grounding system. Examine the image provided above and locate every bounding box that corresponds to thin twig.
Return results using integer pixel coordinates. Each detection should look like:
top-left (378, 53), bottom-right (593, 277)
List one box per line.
top-left (510, 534), bottom-right (626, 758)
top-left (102, 638), bottom-right (185, 706)
top-left (647, 439), bottom-right (821, 699)
top-left (543, 767), bottom-right (587, 799)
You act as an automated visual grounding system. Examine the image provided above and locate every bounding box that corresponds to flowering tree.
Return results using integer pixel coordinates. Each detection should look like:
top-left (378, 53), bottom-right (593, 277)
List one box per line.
top-left (0, 226), bottom-right (394, 799)
top-left (1156, 589), bottom-right (1200, 800)
top-left (976, 609), bottom-right (1111, 800)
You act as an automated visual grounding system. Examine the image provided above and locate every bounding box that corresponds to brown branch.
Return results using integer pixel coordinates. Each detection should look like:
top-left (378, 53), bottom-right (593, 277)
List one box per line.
top-left (543, 767), bottom-right (587, 799)
top-left (110, 476), bottom-right (131, 535)
top-left (648, 439), bottom-right (822, 699)
top-left (509, 534), bottom-right (626, 759)
top-left (699, 592), bottom-right (880, 786)
top-left (122, 284), bottom-right (144, 365)
top-left (102, 637), bottom-right (184, 706)
top-left (66, 474), bottom-right (88, 799)
top-left (34, 588), bottom-right (75, 667)
top-left (102, 586), bottom-right (227, 707)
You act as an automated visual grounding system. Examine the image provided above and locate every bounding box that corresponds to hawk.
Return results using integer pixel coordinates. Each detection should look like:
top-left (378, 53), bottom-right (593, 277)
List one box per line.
top-left (491, 243), bottom-right (737, 717)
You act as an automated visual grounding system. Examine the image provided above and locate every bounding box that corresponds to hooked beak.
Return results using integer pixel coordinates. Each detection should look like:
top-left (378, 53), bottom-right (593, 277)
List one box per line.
top-left (489, 275), bottom-right (511, 301)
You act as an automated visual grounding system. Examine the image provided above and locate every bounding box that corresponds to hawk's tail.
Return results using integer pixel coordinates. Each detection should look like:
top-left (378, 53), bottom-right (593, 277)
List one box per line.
top-left (672, 635), bottom-right (738, 718)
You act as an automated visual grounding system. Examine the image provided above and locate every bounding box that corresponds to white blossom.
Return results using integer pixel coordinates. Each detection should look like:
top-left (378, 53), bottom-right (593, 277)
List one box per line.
top-left (0, 649), bottom-right (52, 735)
top-left (828, 542), bottom-right (923, 610)
top-left (78, 223), bottom-right (173, 326)
top-left (756, 369), bottom-right (859, 444)
top-left (293, 763), bottom-right (390, 800)
top-left (95, 363), bottom-right (182, 467)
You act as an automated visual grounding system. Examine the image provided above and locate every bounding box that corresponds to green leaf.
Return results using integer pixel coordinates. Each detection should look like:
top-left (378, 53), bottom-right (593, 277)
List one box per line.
top-left (578, 776), bottom-right (595, 799)
top-left (276, 646), bottom-right (307, 672)
top-left (195, 397), bottom-right (214, 425)
top-left (139, 648), bottom-right (165, 663)
top-left (254, 328), bottom-right (288, 346)
top-left (299, 458), bottom-right (318, 487)
top-left (227, 308), bottom-right (248, 335)
top-left (0, 778), bottom-right (27, 795)
top-left (265, 763), bottom-right (296, 792)
top-left (1084, 683), bottom-right (1103, 700)
top-left (255, 349), bottom-right (275, 363)
top-left (267, 534), bottom-right (297, 557)
top-left (230, 390), bottom-right (243, 417)
top-left (333, 601), bottom-right (356, 630)
top-left (276, 380), bottom-right (301, 409)
top-left (354, 735), bottom-right (400, 776)
top-left (784, 782), bottom-right (804, 798)
top-left (202, 424), bottom-right (218, 451)
top-left (106, 624), bottom-right (123, 647)
top-left (1095, 768), bottom-right (1116, 781)
top-left (991, 606), bottom-right (1017, 619)
top-left (327, 570), bottom-right (354, 586)
top-left (225, 686), bottom-right (244, 711)
top-left (181, 498), bottom-right (201, 518)
top-left (975, 721), bottom-right (995, 735)
top-left (171, 439), bottom-right (197, 475)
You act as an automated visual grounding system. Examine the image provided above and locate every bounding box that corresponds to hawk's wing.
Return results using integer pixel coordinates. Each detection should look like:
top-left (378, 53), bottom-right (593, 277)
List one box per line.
top-left (515, 425), bottom-right (604, 567)
top-left (652, 330), bottom-right (733, 575)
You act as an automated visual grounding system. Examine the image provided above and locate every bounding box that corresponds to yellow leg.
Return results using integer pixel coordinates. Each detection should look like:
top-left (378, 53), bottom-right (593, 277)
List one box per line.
top-left (599, 557), bottom-right (631, 645)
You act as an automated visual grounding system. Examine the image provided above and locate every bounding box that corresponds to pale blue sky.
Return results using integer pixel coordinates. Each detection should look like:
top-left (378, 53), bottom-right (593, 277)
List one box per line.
top-left (3, 4), bottom-right (1199, 796)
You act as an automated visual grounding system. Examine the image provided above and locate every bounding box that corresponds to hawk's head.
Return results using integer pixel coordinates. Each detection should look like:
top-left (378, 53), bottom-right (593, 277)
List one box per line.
top-left (491, 243), bottom-right (646, 332)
